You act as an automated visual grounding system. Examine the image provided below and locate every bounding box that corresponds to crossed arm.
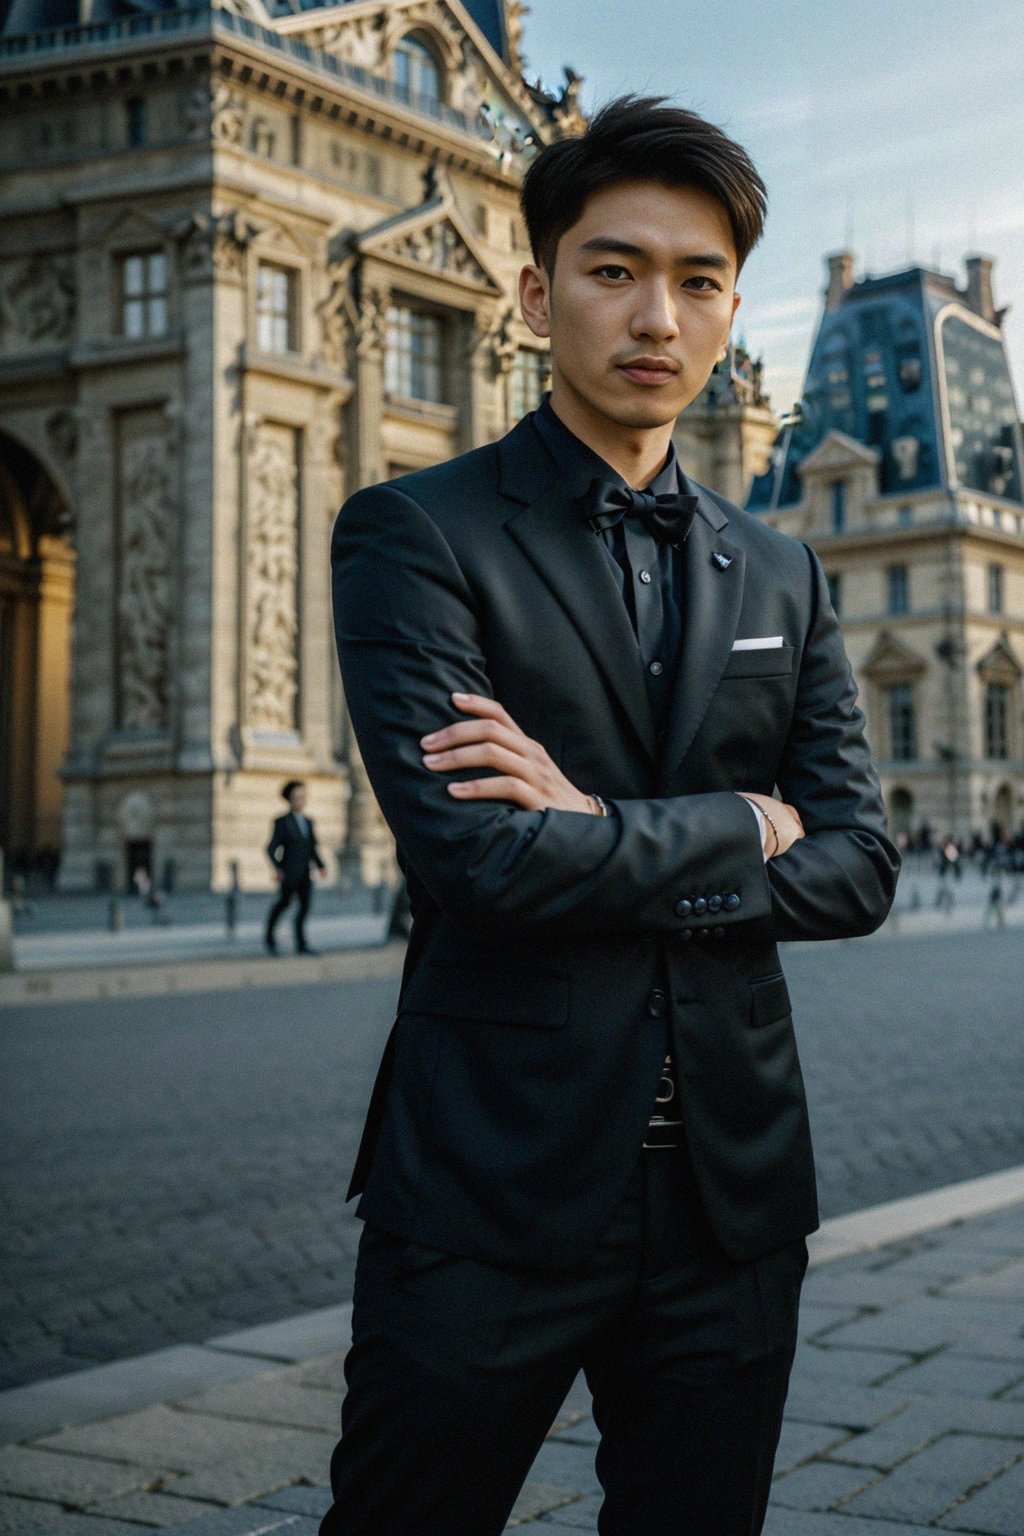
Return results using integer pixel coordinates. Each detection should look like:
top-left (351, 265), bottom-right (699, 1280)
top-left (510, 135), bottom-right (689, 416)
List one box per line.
top-left (419, 691), bottom-right (805, 860)
top-left (332, 483), bottom-right (898, 942)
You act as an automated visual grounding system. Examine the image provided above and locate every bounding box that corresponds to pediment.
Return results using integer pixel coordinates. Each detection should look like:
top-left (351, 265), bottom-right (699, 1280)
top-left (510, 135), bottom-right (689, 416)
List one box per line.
top-left (976, 634), bottom-right (1023, 684)
top-left (356, 196), bottom-right (503, 294)
top-left (246, 217), bottom-right (317, 262)
top-left (798, 430), bottom-right (881, 479)
top-left (92, 206), bottom-right (174, 250)
top-left (862, 628), bottom-right (927, 682)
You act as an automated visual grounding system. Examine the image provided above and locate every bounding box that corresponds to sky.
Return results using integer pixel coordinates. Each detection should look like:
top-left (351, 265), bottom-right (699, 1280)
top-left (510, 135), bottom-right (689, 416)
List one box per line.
top-left (519, 0), bottom-right (1024, 419)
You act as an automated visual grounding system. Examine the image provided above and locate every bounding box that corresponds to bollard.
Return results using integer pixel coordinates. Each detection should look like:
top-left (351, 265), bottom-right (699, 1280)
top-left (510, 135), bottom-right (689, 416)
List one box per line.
top-left (225, 859), bottom-right (240, 938)
top-left (109, 898), bottom-right (124, 933)
top-left (0, 851), bottom-right (13, 972)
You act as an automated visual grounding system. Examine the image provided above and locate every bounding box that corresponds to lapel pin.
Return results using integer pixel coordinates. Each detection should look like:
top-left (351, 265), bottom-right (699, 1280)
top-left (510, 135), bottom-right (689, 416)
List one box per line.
top-left (711, 551), bottom-right (733, 570)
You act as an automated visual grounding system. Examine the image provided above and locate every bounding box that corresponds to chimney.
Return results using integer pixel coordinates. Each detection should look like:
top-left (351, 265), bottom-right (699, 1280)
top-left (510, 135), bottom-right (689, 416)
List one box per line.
top-left (825, 251), bottom-right (854, 311)
top-left (965, 256), bottom-right (995, 322)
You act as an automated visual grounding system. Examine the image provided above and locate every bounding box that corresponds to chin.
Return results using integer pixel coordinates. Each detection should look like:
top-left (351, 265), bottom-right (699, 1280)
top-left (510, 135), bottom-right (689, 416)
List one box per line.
top-left (604, 393), bottom-right (683, 430)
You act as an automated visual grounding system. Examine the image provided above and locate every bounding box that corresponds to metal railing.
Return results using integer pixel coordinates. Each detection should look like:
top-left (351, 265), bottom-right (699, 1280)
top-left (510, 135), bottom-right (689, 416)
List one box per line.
top-left (0, 3), bottom-right (484, 141)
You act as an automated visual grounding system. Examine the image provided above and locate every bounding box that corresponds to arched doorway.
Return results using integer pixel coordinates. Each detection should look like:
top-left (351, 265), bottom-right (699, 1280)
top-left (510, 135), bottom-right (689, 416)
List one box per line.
top-left (889, 785), bottom-right (914, 839)
top-left (992, 782), bottom-right (1014, 843)
top-left (0, 430), bottom-right (74, 894)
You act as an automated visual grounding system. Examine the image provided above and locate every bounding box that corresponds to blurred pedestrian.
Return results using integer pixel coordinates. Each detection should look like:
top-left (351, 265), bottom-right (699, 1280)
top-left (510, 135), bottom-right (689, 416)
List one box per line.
top-left (264, 780), bottom-right (326, 955)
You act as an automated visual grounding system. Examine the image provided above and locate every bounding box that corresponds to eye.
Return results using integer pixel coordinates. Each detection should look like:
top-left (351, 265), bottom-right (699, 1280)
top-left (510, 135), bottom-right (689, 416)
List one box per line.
top-left (593, 264), bottom-right (632, 281)
top-left (684, 275), bottom-right (723, 292)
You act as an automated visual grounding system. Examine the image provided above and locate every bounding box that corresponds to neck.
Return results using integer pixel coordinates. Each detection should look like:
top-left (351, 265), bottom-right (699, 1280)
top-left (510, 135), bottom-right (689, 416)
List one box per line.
top-left (548, 375), bottom-right (675, 489)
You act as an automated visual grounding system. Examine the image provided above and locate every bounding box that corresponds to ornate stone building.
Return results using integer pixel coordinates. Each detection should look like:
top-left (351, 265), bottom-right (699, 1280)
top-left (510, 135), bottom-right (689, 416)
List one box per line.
top-left (750, 252), bottom-right (1024, 842)
top-left (0, 0), bottom-right (592, 891)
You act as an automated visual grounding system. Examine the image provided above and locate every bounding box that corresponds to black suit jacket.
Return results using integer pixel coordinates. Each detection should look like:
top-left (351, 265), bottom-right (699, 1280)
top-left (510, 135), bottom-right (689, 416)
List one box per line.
top-left (267, 813), bottom-right (325, 885)
top-left (331, 410), bottom-right (899, 1269)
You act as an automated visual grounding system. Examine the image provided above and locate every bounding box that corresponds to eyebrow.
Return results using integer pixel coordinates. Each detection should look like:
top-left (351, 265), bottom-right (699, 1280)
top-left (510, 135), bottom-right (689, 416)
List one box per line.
top-left (578, 236), bottom-right (732, 271)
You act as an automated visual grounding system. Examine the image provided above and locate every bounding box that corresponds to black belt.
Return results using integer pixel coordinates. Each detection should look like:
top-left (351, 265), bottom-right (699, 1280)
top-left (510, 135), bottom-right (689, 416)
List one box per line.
top-left (644, 1052), bottom-right (684, 1148)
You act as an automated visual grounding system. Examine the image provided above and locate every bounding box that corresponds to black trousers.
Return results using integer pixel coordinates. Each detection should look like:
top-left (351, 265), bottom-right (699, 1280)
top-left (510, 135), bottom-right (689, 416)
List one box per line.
top-left (320, 1141), bottom-right (807, 1535)
top-left (265, 873), bottom-right (312, 948)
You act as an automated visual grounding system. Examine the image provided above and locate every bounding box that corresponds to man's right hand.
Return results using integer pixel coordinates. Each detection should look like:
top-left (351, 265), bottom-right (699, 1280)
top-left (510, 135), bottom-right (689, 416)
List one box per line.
top-left (736, 793), bottom-right (806, 858)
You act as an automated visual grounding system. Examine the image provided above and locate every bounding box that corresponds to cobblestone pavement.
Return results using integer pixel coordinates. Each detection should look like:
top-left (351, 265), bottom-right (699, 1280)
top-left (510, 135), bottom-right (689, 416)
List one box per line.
top-left (0, 1201), bottom-right (1022, 1533)
top-left (2, 929), bottom-right (1022, 1393)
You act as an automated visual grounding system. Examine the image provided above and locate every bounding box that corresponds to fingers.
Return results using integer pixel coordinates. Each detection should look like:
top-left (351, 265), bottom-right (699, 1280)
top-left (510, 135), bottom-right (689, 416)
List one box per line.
top-left (423, 740), bottom-right (532, 775)
top-left (421, 718), bottom-right (530, 758)
top-left (448, 775), bottom-right (542, 808)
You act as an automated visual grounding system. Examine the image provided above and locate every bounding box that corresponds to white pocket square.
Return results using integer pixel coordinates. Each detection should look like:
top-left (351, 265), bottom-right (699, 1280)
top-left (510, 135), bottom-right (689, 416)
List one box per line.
top-left (731, 636), bottom-right (784, 651)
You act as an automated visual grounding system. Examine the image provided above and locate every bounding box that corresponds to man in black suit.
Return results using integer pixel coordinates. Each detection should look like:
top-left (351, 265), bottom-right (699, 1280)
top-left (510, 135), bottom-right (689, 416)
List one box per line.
top-left (265, 779), bottom-right (326, 954)
top-left (321, 96), bottom-right (899, 1535)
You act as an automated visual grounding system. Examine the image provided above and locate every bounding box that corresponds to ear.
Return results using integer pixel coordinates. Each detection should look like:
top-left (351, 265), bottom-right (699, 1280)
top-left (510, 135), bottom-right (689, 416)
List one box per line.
top-left (519, 263), bottom-right (551, 339)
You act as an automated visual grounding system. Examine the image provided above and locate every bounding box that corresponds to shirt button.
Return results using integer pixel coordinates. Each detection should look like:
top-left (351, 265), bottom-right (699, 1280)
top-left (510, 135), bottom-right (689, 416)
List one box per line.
top-left (649, 660), bottom-right (663, 676)
top-left (675, 899), bottom-right (693, 917)
top-left (639, 569), bottom-right (652, 584)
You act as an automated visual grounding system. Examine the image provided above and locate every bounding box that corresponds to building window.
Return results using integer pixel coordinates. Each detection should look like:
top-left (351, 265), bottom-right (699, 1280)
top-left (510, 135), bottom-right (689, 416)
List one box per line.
top-left (511, 349), bottom-right (549, 420)
top-left (886, 683), bottom-right (917, 761)
top-left (120, 250), bottom-right (167, 339)
top-left (898, 503), bottom-right (913, 528)
top-left (826, 571), bottom-right (842, 617)
top-left (830, 480), bottom-right (846, 532)
top-left (887, 563), bottom-right (909, 616)
top-left (125, 97), bottom-right (146, 147)
top-left (256, 263), bottom-right (296, 353)
top-left (987, 563), bottom-right (1004, 615)
top-left (385, 303), bottom-right (444, 402)
top-left (985, 682), bottom-right (1010, 759)
top-left (393, 33), bottom-right (441, 108)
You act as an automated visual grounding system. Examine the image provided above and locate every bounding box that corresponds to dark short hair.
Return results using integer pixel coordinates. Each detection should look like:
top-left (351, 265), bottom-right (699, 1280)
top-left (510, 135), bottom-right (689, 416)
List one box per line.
top-left (520, 94), bottom-right (767, 276)
top-left (281, 779), bottom-right (305, 800)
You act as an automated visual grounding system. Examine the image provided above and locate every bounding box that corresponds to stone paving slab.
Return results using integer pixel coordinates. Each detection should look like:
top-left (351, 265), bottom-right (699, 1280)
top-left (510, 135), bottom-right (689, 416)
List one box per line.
top-left (0, 1201), bottom-right (1022, 1533)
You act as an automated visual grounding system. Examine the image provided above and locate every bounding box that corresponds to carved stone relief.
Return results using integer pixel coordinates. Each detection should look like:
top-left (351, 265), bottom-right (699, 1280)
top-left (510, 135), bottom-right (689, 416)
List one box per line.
top-left (179, 211), bottom-right (254, 281)
top-left (317, 14), bottom-right (385, 69)
top-left (117, 433), bottom-right (174, 733)
top-left (246, 422), bottom-right (300, 733)
top-left (317, 271), bottom-right (356, 372)
top-left (0, 256), bottom-right (76, 351)
top-left (355, 283), bottom-right (390, 361)
top-left (380, 218), bottom-right (493, 287)
top-left (211, 80), bottom-right (246, 146)
top-left (478, 302), bottom-right (517, 376)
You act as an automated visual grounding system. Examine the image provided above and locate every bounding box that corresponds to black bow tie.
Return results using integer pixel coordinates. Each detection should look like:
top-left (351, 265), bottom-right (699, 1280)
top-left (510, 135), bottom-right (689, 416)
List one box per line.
top-left (580, 477), bottom-right (700, 548)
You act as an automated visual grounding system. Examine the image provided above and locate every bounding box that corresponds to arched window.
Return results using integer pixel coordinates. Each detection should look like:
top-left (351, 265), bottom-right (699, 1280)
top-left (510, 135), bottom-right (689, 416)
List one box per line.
top-left (393, 33), bottom-right (442, 108)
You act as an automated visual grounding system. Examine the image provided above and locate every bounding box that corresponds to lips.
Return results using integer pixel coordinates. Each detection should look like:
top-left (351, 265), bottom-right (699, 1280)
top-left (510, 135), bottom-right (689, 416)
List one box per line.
top-left (617, 359), bottom-right (681, 385)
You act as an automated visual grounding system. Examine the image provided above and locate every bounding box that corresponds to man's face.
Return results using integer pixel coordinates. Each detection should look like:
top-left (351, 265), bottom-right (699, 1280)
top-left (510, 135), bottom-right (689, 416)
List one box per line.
top-left (289, 786), bottom-right (307, 813)
top-left (519, 179), bottom-right (741, 430)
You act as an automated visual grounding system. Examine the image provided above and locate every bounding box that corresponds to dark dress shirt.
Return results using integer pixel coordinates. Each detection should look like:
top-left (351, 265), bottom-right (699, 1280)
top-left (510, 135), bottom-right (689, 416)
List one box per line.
top-left (531, 393), bottom-right (687, 1145)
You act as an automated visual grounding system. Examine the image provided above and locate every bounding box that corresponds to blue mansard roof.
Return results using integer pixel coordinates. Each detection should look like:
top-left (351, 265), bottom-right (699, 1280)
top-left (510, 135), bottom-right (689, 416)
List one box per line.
top-left (748, 257), bottom-right (1024, 512)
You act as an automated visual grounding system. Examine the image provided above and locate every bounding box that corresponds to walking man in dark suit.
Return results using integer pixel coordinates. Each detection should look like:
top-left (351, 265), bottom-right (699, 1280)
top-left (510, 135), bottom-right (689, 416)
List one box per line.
top-left (321, 96), bottom-right (899, 1535)
top-left (265, 779), bottom-right (326, 955)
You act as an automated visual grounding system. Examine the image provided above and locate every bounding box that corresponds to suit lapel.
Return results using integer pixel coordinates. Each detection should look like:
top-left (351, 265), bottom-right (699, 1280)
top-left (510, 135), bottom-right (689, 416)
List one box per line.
top-left (656, 491), bottom-right (745, 789)
top-left (499, 419), bottom-right (659, 766)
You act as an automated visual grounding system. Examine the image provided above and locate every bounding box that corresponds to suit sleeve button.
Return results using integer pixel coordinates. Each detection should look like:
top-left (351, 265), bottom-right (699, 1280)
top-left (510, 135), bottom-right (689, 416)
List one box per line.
top-left (708, 894), bottom-right (723, 913)
top-left (679, 929), bottom-right (693, 942)
top-left (693, 897), bottom-right (708, 916)
top-left (646, 988), bottom-right (668, 1018)
top-left (675, 899), bottom-right (693, 918)
top-left (713, 926), bottom-right (725, 939)
top-left (698, 927), bottom-right (710, 940)
top-left (724, 893), bottom-right (741, 911)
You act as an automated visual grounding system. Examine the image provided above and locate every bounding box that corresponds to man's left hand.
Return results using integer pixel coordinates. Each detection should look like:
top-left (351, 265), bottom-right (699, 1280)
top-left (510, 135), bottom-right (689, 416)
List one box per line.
top-left (421, 692), bottom-right (594, 814)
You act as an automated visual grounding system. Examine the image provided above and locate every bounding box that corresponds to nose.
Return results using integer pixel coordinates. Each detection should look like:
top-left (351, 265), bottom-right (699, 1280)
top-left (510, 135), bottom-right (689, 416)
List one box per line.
top-left (630, 277), bottom-right (679, 344)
